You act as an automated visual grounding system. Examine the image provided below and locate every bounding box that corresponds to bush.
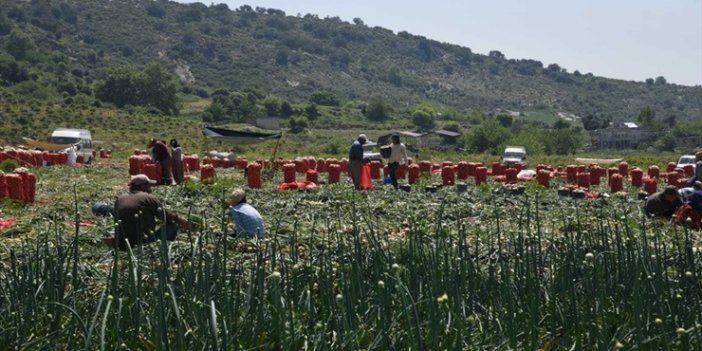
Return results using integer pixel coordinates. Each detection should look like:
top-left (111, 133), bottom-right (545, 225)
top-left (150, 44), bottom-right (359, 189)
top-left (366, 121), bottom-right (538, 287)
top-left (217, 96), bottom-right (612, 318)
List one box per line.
top-left (364, 97), bottom-right (388, 121)
top-left (289, 116), bottom-right (309, 133)
top-left (412, 103), bottom-right (437, 130)
top-left (309, 91), bottom-right (340, 106)
top-left (0, 159), bottom-right (18, 173)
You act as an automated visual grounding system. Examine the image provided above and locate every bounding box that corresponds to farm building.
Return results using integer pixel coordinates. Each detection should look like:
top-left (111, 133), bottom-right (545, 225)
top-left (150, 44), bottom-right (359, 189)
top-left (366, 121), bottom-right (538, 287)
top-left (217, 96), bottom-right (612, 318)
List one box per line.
top-left (592, 122), bottom-right (662, 149)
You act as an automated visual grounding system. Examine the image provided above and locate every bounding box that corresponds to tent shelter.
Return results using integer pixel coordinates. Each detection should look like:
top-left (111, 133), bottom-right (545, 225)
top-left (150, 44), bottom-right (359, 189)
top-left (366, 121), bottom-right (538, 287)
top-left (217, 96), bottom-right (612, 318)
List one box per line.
top-left (203, 126), bottom-right (281, 145)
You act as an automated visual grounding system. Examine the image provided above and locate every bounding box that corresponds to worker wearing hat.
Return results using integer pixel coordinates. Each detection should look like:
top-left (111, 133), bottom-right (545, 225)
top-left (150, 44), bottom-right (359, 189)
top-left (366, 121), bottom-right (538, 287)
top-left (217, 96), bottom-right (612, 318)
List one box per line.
top-left (227, 188), bottom-right (265, 239)
top-left (645, 185), bottom-right (682, 218)
top-left (102, 174), bottom-right (190, 249)
top-left (348, 134), bottom-right (367, 190)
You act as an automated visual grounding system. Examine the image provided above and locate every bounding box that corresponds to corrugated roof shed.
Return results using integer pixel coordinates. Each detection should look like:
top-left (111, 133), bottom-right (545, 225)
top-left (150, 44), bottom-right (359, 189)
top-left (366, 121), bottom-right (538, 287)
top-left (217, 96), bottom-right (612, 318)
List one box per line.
top-left (434, 129), bottom-right (461, 137)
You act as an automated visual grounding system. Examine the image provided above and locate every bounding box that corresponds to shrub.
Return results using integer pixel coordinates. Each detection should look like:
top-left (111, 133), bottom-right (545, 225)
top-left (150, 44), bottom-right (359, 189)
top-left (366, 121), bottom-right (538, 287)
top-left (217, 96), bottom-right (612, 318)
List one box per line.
top-left (0, 159), bottom-right (17, 173)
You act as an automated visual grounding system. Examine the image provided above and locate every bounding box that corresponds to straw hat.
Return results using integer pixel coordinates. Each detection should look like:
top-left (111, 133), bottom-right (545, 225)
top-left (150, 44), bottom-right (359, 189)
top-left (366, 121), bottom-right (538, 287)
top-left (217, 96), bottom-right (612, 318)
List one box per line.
top-left (229, 188), bottom-right (246, 205)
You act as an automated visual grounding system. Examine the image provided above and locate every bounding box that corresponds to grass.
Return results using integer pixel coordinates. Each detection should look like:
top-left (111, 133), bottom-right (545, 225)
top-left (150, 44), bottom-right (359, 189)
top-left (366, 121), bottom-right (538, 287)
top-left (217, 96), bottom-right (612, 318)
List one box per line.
top-left (0, 156), bottom-right (700, 349)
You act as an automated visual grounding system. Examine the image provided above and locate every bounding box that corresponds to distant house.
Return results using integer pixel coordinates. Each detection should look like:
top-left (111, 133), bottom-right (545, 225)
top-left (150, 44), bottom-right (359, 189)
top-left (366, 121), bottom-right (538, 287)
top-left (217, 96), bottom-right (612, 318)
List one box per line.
top-left (593, 122), bottom-right (662, 149)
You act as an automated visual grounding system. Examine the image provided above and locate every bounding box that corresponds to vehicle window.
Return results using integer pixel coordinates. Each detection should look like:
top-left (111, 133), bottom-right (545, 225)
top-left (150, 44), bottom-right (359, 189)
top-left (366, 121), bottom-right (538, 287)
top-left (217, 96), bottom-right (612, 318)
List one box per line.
top-left (51, 137), bottom-right (80, 144)
top-left (679, 157), bottom-right (695, 164)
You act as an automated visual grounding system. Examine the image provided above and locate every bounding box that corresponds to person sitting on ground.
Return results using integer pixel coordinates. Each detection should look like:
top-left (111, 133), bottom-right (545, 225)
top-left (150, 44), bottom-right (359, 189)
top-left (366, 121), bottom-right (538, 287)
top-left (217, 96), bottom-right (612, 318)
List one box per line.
top-left (227, 188), bottom-right (265, 239)
top-left (675, 190), bottom-right (702, 230)
top-left (645, 185), bottom-right (682, 218)
top-left (102, 174), bottom-right (189, 249)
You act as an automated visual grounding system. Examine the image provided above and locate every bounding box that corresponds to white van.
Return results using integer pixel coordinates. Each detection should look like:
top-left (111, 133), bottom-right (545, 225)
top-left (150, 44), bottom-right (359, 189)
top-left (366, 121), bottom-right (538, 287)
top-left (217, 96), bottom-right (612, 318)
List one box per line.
top-left (503, 146), bottom-right (527, 166)
top-left (51, 128), bottom-right (94, 164)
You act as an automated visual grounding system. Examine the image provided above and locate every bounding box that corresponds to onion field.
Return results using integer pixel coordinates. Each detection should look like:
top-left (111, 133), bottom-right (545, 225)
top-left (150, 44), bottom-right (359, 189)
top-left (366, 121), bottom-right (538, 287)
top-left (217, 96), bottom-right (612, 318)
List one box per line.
top-left (0, 162), bottom-right (700, 350)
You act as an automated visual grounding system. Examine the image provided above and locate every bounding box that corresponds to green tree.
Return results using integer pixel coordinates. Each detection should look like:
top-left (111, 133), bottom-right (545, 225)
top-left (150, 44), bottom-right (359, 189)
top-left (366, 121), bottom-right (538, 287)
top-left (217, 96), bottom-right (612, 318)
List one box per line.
top-left (418, 39), bottom-right (433, 62)
top-left (0, 15), bottom-right (11, 36)
top-left (289, 116), bottom-right (309, 133)
top-left (364, 97), bottom-right (388, 121)
top-left (500, 129), bottom-right (546, 155)
top-left (94, 65), bottom-right (139, 109)
top-left (637, 106), bottom-right (656, 128)
top-left (145, 2), bottom-right (166, 18)
top-left (0, 53), bottom-right (29, 84)
top-left (262, 95), bottom-right (282, 116)
top-left (412, 103), bottom-right (436, 130)
top-left (280, 101), bottom-right (293, 118)
top-left (496, 114), bottom-right (513, 128)
top-left (442, 121), bottom-right (461, 133)
top-left (654, 133), bottom-right (676, 152)
top-left (202, 101), bottom-right (227, 122)
top-left (309, 91), bottom-right (340, 106)
top-left (275, 47), bottom-right (289, 65)
top-left (582, 114), bottom-right (601, 131)
top-left (304, 102), bottom-right (319, 119)
top-left (552, 119), bottom-right (570, 129)
top-left (5, 30), bottom-right (36, 61)
top-left (141, 63), bottom-right (180, 115)
top-left (541, 128), bottom-right (583, 155)
top-left (385, 65), bottom-right (402, 86)
top-left (95, 63), bottom-right (179, 115)
top-left (464, 120), bottom-right (512, 153)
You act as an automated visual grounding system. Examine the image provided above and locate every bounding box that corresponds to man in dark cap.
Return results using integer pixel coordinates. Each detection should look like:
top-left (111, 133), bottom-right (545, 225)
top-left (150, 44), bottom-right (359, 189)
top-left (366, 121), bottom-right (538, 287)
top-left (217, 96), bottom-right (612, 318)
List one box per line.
top-left (645, 185), bottom-right (682, 218)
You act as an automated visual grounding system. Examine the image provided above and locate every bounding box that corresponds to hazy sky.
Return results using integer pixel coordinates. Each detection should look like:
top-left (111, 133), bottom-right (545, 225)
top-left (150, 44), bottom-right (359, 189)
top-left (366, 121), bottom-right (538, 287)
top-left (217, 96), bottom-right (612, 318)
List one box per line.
top-left (178, 0), bottom-right (702, 86)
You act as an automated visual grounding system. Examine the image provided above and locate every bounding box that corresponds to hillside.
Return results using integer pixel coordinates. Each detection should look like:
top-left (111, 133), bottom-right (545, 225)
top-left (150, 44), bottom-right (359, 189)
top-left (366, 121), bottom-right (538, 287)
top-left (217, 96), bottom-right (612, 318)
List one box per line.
top-left (0, 0), bottom-right (700, 125)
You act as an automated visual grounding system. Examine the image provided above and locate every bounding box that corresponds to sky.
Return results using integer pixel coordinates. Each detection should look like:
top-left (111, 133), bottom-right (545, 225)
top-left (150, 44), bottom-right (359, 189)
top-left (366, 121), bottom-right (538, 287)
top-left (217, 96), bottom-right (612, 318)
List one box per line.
top-left (178, 0), bottom-right (702, 86)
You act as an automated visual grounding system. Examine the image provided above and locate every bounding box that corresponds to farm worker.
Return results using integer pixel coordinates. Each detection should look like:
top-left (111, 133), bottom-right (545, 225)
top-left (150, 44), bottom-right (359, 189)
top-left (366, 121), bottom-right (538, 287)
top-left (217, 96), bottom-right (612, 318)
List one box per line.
top-left (92, 202), bottom-right (115, 217)
top-left (348, 134), bottom-right (367, 190)
top-left (66, 144), bottom-right (77, 166)
top-left (387, 134), bottom-right (409, 190)
top-left (103, 174), bottom-right (190, 249)
top-left (645, 185), bottom-right (682, 218)
top-left (149, 139), bottom-right (174, 185)
top-left (170, 139), bottom-right (184, 184)
top-left (227, 188), bottom-right (265, 239)
top-left (679, 181), bottom-right (702, 201)
top-left (691, 151), bottom-right (702, 186)
top-left (675, 191), bottom-right (702, 230)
